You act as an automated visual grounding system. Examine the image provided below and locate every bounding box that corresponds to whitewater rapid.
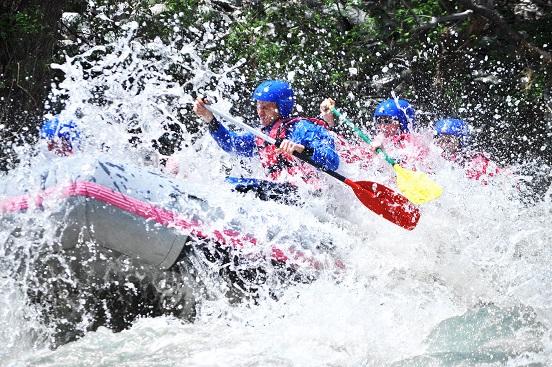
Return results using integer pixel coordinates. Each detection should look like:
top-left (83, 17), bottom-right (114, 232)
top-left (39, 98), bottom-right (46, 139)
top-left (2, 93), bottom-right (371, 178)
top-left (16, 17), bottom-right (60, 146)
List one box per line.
top-left (1, 18), bottom-right (551, 367)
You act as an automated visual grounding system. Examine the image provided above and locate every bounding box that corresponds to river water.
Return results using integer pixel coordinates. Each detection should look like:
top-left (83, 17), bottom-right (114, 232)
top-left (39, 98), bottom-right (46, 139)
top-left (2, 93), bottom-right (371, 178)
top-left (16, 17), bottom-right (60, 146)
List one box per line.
top-left (1, 19), bottom-right (551, 367)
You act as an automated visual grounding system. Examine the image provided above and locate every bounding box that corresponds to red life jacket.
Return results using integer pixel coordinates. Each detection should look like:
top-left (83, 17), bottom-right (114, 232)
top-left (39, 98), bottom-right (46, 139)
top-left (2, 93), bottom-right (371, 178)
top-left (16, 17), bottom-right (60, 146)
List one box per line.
top-left (463, 152), bottom-right (501, 182)
top-left (384, 133), bottom-right (430, 169)
top-left (254, 117), bottom-right (323, 183)
top-left (332, 133), bottom-right (374, 165)
top-left (444, 151), bottom-right (501, 184)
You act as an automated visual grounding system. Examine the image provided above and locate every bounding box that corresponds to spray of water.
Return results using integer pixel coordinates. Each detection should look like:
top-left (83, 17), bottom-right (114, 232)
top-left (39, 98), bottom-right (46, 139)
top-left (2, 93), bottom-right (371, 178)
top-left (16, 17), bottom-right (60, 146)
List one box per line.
top-left (1, 9), bottom-right (551, 367)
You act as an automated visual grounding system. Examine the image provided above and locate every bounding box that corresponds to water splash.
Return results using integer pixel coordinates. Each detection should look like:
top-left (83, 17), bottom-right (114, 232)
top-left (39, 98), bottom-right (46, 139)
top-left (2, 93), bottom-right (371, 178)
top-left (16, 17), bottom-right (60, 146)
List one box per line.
top-left (1, 9), bottom-right (551, 367)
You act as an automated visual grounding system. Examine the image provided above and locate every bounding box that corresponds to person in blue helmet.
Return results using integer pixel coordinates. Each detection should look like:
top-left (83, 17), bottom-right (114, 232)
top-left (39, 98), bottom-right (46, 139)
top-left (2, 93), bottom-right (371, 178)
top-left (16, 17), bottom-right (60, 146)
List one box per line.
top-left (372, 98), bottom-right (415, 138)
top-left (433, 118), bottom-right (469, 159)
top-left (316, 97), bottom-right (375, 167)
top-left (433, 117), bottom-right (500, 181)
top-left (368, 97), bottom-right (430, 169)
top-left (318, 97), bottom-right (415, 141)
top-left (40, 116), bottom-right (82, 156)
top-left (192, 80), bottom-right (340, 202)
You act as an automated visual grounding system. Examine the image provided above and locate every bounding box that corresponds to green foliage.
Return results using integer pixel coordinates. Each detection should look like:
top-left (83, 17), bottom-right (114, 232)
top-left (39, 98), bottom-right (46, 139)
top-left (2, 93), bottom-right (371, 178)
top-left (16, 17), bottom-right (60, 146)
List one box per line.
top-left (165, 0), bottom-right (199, 12)
top-left (15, 10), bottom-right (42, 34)
top-left (0, 8), bottom-right (43, 40)
top-left (394, 0), bottom-right (445, 43)
top-left (223, 0), bottom-right (383, 108)
top-left (2, 0), bottom-right (552, 167)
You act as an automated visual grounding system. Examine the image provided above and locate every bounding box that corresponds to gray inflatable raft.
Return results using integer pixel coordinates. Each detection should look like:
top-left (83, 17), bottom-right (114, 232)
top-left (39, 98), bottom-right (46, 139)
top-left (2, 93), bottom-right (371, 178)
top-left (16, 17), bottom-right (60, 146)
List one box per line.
top-left (0, 158), bottom-right (210, 269)
top-left (0, 156), bottom-right (343, 345)
top-left (0, 156), bottom-right (332, 271)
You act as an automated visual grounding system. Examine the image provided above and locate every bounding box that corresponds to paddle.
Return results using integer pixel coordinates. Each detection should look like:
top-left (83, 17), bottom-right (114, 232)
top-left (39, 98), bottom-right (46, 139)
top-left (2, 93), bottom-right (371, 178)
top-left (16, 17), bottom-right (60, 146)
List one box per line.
top-left (225, 176), bottom-right (302, 206)
top-left (331, 107), bottom-right (443, 205)
top-left (205, 105), bottom-right (421, 231)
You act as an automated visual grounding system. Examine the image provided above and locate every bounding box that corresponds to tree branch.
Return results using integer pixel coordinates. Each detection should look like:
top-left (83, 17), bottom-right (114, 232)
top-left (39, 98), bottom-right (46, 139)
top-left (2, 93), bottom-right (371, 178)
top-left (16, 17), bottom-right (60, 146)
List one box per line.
top-left (415, 10), bottom-right (473, 31)
top-left (401, 0), bottom-right (422, 28)
top-left (532, 0), bottom-right (552, 9)
top-left (458, 0), bottom-right (552, 64)
top-left (14, 62), bottom-right (38, 108)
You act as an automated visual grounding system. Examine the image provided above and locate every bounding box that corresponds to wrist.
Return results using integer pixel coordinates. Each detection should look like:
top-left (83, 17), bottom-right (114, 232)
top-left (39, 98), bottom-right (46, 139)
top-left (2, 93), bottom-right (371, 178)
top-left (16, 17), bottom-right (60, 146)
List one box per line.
top-left (303, 146), bottom-right (314, 157)
top-left (208, 117), bottom-right (221, 132)
top-left (204, 113), bottom-right (215, 123)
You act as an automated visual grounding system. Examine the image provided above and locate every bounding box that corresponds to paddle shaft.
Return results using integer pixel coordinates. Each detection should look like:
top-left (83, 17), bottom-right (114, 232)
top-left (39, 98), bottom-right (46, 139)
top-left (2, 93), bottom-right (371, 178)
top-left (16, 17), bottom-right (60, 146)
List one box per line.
top-left (331, 108), bottom-right (397, 166)
top-left (205, 105), bottom-right (350, 184)
top-left (204, 105), bottom-right (421, 230)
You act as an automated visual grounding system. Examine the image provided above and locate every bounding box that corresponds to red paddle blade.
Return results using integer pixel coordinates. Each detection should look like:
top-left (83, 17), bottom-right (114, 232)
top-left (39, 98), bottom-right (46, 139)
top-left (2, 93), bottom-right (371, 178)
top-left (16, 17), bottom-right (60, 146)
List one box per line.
top-left (345, 179), bottom-right (421, 230)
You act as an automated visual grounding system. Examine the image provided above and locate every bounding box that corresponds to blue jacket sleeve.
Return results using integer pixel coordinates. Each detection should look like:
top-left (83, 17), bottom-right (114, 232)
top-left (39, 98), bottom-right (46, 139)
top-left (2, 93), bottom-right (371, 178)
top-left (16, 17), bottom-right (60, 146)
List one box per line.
top-left (289, 120), bottom-right (340, 171)
top-left (209, 119), bottom-right (256, 157)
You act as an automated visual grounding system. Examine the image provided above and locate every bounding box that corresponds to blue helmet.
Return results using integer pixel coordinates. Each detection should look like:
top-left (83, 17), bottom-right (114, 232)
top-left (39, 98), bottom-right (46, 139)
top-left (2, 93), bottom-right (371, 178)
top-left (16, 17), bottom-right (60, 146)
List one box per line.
top-left (434, 118), bottom-right (469, 145)
top-left (251, 80), bottom-right (295, 118)
top-left (373, 98), bottom-right (415, 133)
top-left (40, 116), bottom-right (81, 151)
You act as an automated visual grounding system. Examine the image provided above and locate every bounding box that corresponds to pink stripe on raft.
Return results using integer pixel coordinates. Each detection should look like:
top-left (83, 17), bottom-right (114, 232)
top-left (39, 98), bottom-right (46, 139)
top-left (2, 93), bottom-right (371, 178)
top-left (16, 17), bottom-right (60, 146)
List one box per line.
top-left (65, 182), bottom-right (269, 255)
top-left (0, 181), bottom-right (318, 265)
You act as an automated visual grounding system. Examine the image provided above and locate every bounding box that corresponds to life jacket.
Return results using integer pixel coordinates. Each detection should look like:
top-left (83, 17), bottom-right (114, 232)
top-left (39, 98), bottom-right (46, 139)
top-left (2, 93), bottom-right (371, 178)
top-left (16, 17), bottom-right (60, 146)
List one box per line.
top-left (384, 133), bottom-right (430, 169)
top-left (332, 133), bottom-right (374, 165)
top-left (463, 152), bottom-right (501, 182)
top-left (255, 117), bottom-right (322, 183)
top-left (443, 150), bottom-right (501, 184)
top-left (308, 117), bottom-right (374, 165)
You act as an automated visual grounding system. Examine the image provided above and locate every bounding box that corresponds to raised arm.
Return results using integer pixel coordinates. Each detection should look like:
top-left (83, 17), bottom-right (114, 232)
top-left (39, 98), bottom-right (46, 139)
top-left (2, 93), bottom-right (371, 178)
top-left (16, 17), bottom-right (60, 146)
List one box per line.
top-left (208, 119), bottom-right (256, 157)
top-left (193, 97), bottom-right (255, 157)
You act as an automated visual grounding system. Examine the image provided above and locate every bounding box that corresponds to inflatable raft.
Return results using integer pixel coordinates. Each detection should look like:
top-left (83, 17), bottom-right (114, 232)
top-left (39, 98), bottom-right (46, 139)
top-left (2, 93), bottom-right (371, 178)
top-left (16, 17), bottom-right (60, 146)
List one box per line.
top-left (0, 156), bottom-right (339, 277)
top-left (0, 156), bottom-right (342, 344)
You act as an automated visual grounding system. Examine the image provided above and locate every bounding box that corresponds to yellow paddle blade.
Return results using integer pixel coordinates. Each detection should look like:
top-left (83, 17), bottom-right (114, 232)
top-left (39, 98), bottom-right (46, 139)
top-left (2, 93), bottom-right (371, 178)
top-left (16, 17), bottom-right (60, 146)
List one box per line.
top-left (393, 164), bottom-right (443, 205)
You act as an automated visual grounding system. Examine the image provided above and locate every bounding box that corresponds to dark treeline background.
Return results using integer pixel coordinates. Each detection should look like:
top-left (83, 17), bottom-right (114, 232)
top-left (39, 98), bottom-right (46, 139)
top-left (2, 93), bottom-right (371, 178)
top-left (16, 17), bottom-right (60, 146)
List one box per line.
top-left (1, 0), bottom-right (551, 175)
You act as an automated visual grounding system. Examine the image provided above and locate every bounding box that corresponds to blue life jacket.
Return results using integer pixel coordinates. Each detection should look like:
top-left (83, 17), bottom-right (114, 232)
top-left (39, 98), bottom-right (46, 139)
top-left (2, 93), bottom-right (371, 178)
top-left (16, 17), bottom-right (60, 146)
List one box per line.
top-left (209, 117), bottom-right (339, 180)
